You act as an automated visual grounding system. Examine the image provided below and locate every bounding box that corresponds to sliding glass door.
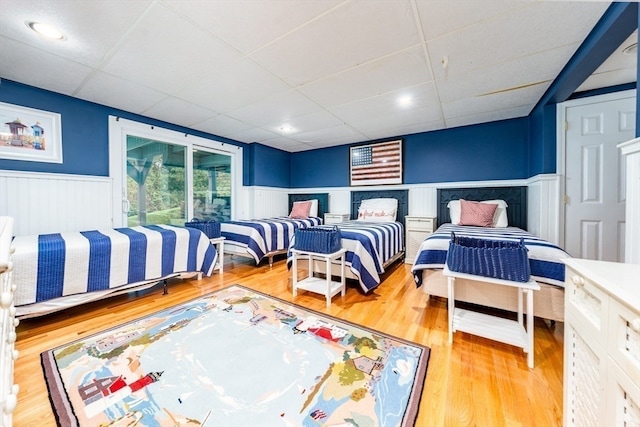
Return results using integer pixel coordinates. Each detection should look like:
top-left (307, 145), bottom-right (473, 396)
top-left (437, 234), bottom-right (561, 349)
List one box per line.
top-left (192, 149), bottom-right (232, 222)
top-left (112, 118), bottom-right (240, 228)
top-left (126, 136), bottom-right (187, 226)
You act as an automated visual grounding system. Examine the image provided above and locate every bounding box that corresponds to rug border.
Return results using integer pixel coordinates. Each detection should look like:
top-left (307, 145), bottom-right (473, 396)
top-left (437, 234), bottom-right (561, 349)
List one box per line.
top-left (40, 283), bottom-right (430, 427)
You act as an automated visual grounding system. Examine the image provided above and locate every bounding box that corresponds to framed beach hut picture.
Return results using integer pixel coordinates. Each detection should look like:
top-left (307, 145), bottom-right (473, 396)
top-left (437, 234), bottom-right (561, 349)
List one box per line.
top-left (0, 102), bottom-right (63, 163)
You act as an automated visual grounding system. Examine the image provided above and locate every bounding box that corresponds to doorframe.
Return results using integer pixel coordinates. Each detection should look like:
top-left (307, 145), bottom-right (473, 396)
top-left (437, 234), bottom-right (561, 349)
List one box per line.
top-left (555, 88), bottom-right (636, 249)
top-left (108, 116), bottom-right (243, 227)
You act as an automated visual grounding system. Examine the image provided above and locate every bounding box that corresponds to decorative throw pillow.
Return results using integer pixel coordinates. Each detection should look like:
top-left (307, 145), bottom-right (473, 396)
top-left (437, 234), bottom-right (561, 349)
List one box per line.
top-left (289, 201), bottom-right (311, 219)
top-left (357, 207), bottom-right (397, 222)
top-left (459, 199), bottom-right (498, 227)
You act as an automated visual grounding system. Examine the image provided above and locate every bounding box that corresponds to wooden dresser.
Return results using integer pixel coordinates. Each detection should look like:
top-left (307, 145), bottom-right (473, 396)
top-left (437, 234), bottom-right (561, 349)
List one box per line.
top-left (563, 258), bottom-right (640, 427)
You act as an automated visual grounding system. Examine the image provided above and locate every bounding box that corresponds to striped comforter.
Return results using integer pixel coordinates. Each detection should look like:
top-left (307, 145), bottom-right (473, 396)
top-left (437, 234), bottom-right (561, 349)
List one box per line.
top-left (287, 221), bottom-right (404, 293)
top-left (221, 217), bottom-right (322, 264)
top-left (12, 225), bottom-right (217, 307)
top-left (411, 224), bottom-right (570, 288)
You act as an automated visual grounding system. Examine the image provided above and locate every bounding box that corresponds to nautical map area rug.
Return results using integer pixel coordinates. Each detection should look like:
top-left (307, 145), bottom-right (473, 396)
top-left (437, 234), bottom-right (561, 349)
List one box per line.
top-left (41, 284), bottom-right (430, 426)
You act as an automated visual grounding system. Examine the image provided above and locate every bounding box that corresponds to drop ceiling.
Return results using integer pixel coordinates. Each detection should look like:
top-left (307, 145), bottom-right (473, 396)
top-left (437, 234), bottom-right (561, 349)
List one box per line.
top-left (0, 1), bottom-right (636, 152)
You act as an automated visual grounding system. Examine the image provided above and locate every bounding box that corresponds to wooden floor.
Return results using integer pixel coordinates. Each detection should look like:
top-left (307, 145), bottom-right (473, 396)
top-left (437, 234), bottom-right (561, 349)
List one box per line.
top-left (13, 255), bottom-right (564, 426)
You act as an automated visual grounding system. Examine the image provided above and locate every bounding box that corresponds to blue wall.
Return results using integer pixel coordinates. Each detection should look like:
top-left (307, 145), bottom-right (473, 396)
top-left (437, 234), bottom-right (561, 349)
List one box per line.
top-left (403, 118), bottom-right (529, 184)
top-left (245, 143), bottom-right (291, 187)
top-left (288, 118), bottom-right (529, 188)
top-left (290, 145), bottom-right (349, 188)
top-left (0, 80), bottom-right (246, 176)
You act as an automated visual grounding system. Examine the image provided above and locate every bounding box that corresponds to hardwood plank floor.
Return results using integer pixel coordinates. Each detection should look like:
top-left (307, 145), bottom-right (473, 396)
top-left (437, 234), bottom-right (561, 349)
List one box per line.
top-left (13, 256), bottom-right (564, 426)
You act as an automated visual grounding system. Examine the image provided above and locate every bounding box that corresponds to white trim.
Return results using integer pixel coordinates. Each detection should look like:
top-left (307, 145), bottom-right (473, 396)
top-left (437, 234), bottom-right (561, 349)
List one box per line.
top-left (108, 116), bottom-right (243, 227)
top-left (0, 169), bottom-right (110, 182)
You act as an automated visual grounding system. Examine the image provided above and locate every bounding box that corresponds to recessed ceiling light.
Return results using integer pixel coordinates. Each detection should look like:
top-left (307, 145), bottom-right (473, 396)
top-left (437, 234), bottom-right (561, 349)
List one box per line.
top-left (27, 21), bottom-right (65, 40)
top-left (397, 96), bottom-right (413, 107)
top-left (279, 125), bottom-right (294, 133)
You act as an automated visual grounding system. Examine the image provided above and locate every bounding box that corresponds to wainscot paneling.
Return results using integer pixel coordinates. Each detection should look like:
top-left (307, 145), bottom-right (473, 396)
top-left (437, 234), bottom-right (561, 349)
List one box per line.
top-left (248, 187), bottom-right (289, 219)
top-left (527, 174), bottom-right (562, 246)
top-left (0, 171), bottom-right (112, 236)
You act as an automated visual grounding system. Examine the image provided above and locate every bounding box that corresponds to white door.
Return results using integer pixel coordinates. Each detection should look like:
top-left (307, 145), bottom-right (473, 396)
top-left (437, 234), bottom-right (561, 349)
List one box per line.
top-left (564, 93), bottom-right (635, 261)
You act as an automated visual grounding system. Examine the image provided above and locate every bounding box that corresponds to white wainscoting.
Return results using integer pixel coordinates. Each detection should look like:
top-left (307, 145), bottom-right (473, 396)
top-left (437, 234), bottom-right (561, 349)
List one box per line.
top-left (0, 171), bottom-right (112, 236)
top-left (527, 174), bottom-right (562, 246)
top-left (247, 187), bottom-right (290, 219)
top-left (1, 172), bottom-right (561, 245)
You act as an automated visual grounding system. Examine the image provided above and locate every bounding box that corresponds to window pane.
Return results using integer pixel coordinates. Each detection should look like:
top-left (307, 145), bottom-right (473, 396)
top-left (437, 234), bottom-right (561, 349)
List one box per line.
top-left (192, 149), bottom-right (231, 222)
top-left (126, 136), bottom-right (186, 226)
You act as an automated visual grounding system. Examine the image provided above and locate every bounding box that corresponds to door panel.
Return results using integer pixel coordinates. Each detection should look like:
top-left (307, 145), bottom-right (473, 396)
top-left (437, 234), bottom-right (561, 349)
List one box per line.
top-left (565, 95), bottom-right (635, 261)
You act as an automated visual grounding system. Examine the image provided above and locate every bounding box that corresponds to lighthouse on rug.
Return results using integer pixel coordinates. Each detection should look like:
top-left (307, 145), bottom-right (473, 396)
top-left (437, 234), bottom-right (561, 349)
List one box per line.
top-left (78, 371), bottom-right (163, 418)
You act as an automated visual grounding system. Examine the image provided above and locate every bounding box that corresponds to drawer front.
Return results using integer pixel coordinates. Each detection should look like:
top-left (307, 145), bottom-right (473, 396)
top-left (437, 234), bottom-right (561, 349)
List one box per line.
top-left (406, 217), bottom-right (434, 232)
top-left (608, 297), bottom-right (640, 386)
top-left (565, 266), bottom-right (609, 347)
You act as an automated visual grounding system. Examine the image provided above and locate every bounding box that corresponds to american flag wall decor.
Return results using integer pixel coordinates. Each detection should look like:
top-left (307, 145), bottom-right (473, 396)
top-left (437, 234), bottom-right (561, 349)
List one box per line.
top-left (350, 139), bottom-right (402, 186)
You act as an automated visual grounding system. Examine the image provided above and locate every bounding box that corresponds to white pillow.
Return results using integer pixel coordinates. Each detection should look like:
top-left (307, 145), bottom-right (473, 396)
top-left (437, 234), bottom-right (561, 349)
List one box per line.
top-left (309, 199), bottom-right (318, 217)
top-left (357, 198), bottom-right (398, 222)
top-left (357, 207), bottom-right (397, 222)
top-left (447, 199), bottom-right (508, 227)
top-left (359, 198), bottom-right (398, 210)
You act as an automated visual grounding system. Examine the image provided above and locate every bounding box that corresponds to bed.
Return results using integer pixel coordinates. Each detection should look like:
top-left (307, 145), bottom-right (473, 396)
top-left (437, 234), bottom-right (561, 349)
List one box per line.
top-left (11, 224), bottom-right (217, 319)
top-left (221, 193), bottom-right (328, 266)
top-left (411, 186), bottom-right (569, 322)
top-left (288, 189), bottom-right (407, 293)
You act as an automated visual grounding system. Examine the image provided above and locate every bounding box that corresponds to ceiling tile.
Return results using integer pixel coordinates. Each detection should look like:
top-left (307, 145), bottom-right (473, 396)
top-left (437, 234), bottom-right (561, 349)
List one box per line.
top-left (0, 0), bottom-right (152, 67)
top-left (0, 37), bottom-right (93, 94)
top-left (177, 58), bottom-right (290, 113)
top-left (166, 0), bottom-right (343, 54)
top-left (299, 45), bottom-right (433, 107)
top-left (191, 114), bottom-right (253, 138)
top-left (75, 71), bottom-right (167, 114)
top-left (445, 105), bottom-right (531, 129)
top-left (436, 43), bottom-right (580, 103)
top-left (225, 90), bottom-right (320, 127)
top-left (250, 0), bottom-right (421, 87)
top-left (142, 97), bottom-right (217, 128)
top-left (426, 2), bottom-right (610, 82)
top-left (102, 2), bottom-right (242, 93)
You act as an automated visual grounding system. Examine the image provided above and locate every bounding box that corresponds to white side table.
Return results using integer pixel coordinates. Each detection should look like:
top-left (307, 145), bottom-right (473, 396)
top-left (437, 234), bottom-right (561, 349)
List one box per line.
top-left (324, 213), bottom-right (350, 225)
top-left (443, 267), bottom-right (540, 368)
top-left (405, 216), bottom-right (436, 264)
top-left (209, 236), bottom-right (225, 273)
top-left (291, 248), bottom-right (347, 307)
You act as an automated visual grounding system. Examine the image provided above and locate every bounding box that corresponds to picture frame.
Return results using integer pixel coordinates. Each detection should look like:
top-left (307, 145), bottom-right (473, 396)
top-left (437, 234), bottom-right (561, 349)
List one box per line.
top-left (350, 139), bottom-right (402, 186)
top-left (0, 101), bottom-right (63, 163)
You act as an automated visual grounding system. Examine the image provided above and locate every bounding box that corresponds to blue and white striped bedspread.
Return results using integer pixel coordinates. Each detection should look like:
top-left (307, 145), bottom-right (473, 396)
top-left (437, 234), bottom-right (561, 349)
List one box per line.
top-left (12, 225), bottom-right (217, 306)
top-left (411, 224), bottom-right (570, 288)
top-left (221, 217), bottom-right (322, 264)
top-left (287, 221), bottom-right (404, 293)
